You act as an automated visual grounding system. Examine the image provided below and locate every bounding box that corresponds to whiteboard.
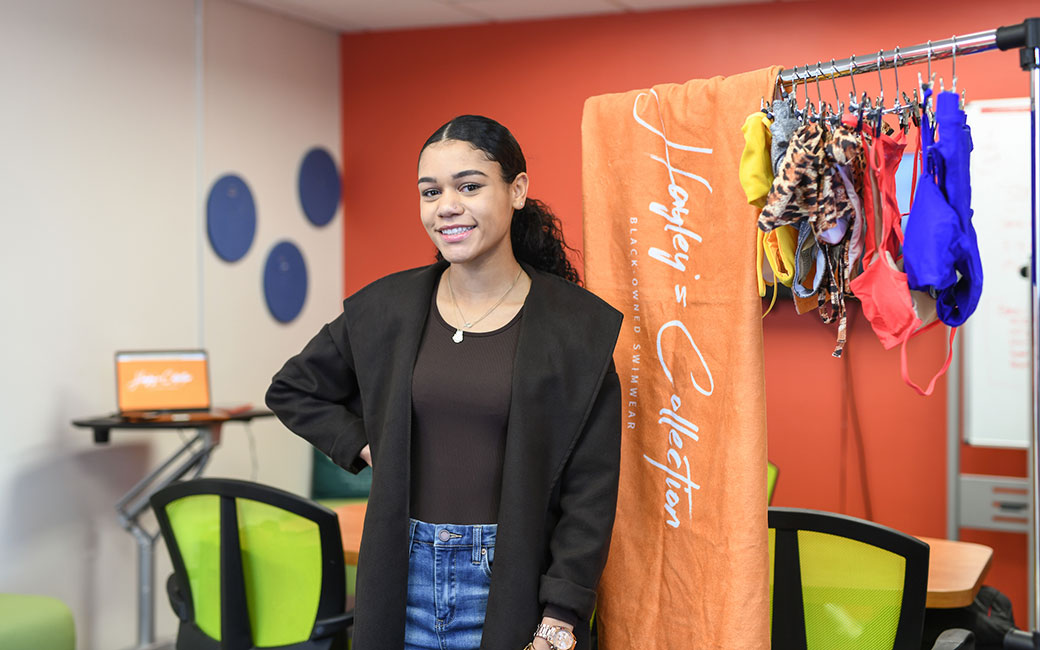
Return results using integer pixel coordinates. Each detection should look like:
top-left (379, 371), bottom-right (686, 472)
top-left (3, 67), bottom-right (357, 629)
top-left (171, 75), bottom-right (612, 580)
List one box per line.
top-left (962, 98), bottom-right (1032, 449)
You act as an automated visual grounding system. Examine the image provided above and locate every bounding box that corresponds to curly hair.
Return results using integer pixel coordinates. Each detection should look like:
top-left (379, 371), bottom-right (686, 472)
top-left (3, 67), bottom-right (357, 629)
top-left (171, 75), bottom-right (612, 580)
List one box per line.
top-left (421, 115), bottom-right (581, 284)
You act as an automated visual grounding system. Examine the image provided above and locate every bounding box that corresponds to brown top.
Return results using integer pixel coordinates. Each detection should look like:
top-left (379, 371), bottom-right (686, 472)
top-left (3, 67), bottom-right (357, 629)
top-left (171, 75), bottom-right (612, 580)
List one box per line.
top-left (409, 293), bottom-right (522, 525)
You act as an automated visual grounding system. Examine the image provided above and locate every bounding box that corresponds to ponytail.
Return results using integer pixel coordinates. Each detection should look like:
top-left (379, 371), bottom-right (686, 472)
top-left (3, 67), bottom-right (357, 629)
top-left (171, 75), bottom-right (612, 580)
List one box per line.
top-left (510, 199), bottom-right (581, 285)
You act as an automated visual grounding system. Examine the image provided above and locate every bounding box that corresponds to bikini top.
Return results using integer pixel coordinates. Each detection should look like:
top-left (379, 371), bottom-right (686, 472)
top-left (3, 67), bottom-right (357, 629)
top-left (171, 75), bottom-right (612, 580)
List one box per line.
top-left (902, 89), bottom-right (983, 327)
top-left (849, 128), bottom-right (917, 350)
top-left (848, 123), bottom-right (954, 395)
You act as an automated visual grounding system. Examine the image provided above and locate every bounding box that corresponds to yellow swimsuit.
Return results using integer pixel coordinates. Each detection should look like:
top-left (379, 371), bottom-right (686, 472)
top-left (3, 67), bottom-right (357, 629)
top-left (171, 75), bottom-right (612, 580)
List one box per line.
top-left (741, 112), bottom-right (797, 312)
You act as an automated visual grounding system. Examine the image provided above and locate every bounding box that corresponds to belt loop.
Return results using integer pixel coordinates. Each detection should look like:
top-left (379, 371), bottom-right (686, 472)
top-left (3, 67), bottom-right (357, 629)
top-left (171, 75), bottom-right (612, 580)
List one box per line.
top-left (472, 525), bottom-right (482, 564)
top-left (408, 519), bottom-right (419, 557)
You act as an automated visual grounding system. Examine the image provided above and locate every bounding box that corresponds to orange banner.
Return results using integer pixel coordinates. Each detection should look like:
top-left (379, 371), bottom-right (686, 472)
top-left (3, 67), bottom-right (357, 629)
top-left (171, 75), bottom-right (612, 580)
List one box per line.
top-left (582, 67), bottom-right (779, 649)
top-left (117, 355), bottom-right (210, 411)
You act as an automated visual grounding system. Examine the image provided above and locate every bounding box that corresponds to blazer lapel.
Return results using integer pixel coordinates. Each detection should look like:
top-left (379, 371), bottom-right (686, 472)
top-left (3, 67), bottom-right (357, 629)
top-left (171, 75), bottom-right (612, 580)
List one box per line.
top-left (485, 265), bottom-right (622, 636)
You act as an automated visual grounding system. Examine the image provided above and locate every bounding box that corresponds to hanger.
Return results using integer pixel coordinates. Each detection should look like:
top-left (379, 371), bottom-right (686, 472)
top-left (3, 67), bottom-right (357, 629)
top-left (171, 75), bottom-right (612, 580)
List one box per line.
top-left (812, 62), bottom-right (825, 125)
top-left (951, 35), bottom-right (968, 109)
top-left (846, 54), bottom-right (872, 133)
top-left (795, 65), bottom-right (813, 125)
top-left (890, 46), bottom-right (912, 133)
top-left (802, 63), bottom-right (815, 124)
top-left (871, 49), bottom-right (885, 137)
top-left (828, 59), bottom-right (845, 128)
top-left (792, 65), bottom-right (803, 122)
top-left (917, 39), bottom-right (936, 121)
top-left (940, 34), bottom-right (956, 93)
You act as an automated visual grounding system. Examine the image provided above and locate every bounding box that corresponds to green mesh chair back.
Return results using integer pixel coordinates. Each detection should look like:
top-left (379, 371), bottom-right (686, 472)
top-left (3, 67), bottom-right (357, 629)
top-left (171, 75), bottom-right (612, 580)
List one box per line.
top-left (767, 461), bottom-right (779, 504)
top-left (151, 478), bottom-right (351, 650)
top-left (768, 507), bottom-right (929, 650)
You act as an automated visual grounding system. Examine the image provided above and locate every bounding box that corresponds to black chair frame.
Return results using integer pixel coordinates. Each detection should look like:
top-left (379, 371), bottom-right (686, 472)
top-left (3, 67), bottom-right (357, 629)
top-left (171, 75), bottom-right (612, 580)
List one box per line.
top-left (769, 507), bottom-right (930, 650)
top-left (151, 478), bottom-right (352, 650)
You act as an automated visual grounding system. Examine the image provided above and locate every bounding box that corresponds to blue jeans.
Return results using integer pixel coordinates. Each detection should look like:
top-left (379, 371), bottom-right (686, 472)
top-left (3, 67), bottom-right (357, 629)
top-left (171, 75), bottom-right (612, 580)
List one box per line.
top-left (404, 518), bottom-right (497, 650)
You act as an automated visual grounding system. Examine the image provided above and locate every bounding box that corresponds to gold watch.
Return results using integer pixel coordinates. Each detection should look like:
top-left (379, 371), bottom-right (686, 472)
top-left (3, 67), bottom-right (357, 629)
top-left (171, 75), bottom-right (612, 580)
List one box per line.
top-left (532, 623), bottom-right (576, 649)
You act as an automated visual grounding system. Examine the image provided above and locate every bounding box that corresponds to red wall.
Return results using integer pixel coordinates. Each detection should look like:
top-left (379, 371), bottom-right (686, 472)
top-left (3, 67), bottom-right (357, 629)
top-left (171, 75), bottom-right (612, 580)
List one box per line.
top-left (342, 0), bottom-right (1036, 622)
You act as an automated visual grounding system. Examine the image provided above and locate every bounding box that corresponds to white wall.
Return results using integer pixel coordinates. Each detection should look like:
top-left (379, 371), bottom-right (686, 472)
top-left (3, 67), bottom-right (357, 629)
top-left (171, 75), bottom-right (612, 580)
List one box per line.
top-left (0, 1), bottom-right (342, 647)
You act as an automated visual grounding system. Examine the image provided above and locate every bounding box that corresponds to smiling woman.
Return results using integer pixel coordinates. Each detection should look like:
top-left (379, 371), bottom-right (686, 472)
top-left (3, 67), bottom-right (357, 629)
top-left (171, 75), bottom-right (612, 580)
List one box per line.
top-left (417, 140), bottom-right (523, 275)
top-left (267, 115), bottom-right (623, 650)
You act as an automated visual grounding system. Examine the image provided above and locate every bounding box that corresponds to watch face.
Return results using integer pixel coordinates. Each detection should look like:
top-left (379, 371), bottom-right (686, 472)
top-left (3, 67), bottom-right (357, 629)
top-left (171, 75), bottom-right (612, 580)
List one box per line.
top-left (553, 630), bottom-right (575, 649)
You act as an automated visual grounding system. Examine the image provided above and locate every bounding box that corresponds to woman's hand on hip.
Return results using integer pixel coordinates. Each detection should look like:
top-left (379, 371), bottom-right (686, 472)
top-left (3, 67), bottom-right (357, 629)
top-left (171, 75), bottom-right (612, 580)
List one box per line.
top-left (359, 444), bottom-right (372, 467)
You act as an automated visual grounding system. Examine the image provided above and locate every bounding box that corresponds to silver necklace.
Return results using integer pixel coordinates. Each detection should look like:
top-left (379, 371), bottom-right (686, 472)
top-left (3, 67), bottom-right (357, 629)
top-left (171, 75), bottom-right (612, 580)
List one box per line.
top-left (446, 267), bottom-right (523, 344)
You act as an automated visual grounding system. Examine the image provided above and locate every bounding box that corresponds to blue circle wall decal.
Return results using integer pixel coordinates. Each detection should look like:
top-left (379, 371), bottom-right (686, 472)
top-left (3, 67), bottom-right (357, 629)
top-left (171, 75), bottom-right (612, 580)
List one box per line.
top-left (263, 241), bottom-right (308, 323)
top-left (207, 174), bottom-right (257, 262)
top-left (298, 147), bottom-right (341, 227)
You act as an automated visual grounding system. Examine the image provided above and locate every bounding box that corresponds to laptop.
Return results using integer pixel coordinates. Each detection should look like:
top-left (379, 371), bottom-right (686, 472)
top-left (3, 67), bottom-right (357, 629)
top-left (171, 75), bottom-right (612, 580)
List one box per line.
top-left (114, 350), bottom-right (242, 422)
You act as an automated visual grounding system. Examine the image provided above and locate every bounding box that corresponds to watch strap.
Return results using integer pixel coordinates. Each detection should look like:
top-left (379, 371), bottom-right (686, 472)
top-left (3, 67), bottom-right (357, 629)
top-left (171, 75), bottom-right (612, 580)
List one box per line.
top-left (533, 623), bottom-right (576, 649)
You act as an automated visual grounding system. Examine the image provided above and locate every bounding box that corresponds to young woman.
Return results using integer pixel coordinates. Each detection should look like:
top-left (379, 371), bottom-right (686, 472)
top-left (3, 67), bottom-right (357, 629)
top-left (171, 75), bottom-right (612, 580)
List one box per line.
top-left (266, 115), bottom-right (622, 650)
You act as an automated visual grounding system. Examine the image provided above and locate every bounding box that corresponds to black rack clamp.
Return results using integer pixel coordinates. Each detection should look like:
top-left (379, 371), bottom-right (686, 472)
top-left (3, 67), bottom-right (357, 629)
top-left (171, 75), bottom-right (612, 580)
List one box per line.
top-left (996, 18), bottom-right (1040, 71)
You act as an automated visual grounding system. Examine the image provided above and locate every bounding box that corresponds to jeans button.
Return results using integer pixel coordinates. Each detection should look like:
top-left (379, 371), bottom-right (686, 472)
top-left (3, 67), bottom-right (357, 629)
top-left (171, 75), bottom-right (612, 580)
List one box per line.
top-left (439, 530), bottom-right (450, 542)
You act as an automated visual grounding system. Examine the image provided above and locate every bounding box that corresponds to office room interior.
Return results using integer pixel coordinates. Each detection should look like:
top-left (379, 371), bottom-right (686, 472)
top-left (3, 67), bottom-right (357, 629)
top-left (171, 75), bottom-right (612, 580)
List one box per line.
top-left (3, 0), bottom-right (1037, 648)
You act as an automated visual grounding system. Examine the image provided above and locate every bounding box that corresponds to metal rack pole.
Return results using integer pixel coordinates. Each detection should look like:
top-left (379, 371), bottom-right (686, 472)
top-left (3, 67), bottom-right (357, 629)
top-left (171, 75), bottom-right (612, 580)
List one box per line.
top-left (777, 30), bottom-right (998, 89)
top-left (1025, 37), bottom-right (1040, 631)
top-left (997, 17), bottom-right (1040, 629)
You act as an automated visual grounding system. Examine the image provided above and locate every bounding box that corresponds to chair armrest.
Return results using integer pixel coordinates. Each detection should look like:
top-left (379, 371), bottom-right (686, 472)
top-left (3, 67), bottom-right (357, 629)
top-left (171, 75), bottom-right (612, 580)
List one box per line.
top-left (1005, 629), bottom-right (1040, 649)
top-left (932, 628), bottom-right (975, 650)
top-left (166, 574), bottom-right (189, 622)
top-left (311, 610), bottom-right (354, 640)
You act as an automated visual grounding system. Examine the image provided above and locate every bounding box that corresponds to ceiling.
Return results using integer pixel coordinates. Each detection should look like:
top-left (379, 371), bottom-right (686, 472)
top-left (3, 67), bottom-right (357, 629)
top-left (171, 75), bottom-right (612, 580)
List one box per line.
top-left (234, 0), bottom-right (767, 33)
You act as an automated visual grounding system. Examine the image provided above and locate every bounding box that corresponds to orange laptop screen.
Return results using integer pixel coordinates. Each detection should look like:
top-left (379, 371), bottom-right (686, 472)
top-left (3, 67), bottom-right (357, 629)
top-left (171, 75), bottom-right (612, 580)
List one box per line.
top-left (116, 350), bottom-right (211, 412)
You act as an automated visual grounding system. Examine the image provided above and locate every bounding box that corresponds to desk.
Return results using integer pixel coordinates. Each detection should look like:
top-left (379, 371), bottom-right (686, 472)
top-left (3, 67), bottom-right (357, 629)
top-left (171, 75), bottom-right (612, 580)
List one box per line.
top-left (73, 410), bottom-right (272, 650)
top-left (335, 502), bottom-right (366, 565)
top-left (333, 506), bottom-right (994, 612)
top-left (917, 536), bottom-right (994, 609)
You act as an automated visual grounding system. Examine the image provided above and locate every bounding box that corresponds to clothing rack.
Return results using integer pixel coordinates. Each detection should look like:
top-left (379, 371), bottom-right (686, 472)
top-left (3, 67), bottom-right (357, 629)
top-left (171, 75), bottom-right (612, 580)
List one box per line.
top-left (781, 18), bottom-right (1040, 627)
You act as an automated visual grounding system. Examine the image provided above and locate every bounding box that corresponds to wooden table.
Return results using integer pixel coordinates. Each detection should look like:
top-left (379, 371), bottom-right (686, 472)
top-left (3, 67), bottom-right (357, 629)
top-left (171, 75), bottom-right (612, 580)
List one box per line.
top-left (917, 536), bottom-right (994, 608)
top-left (334, 505), bottom-right (993, 610)
top-left (336, 502), bottom-right (367, 565)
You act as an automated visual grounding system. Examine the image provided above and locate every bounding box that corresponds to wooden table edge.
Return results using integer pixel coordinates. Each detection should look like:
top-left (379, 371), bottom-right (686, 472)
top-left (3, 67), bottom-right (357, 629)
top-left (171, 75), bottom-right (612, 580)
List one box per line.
top-left (917, 536), bottom-right (994, 609)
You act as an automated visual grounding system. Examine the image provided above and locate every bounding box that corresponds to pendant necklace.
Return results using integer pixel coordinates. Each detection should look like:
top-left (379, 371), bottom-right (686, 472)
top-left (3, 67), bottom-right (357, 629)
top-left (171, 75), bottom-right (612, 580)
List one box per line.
top-left (446, 267), bottom-right (523, 344)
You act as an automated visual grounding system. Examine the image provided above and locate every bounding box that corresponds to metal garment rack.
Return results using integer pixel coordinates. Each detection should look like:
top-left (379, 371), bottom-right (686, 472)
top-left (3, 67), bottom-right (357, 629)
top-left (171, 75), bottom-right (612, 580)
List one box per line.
top-left (778, 19), bottom-right (1040, 626)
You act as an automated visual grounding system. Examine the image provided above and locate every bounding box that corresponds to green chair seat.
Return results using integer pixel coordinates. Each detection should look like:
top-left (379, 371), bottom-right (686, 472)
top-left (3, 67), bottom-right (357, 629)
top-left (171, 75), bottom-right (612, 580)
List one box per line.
top-left (0, 593), bottom-right (75, 650)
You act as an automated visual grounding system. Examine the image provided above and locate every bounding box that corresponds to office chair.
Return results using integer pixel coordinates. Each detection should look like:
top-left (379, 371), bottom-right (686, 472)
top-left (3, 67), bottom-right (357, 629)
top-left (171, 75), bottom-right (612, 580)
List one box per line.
top-left (769, 507), bottom-right (973, 650)
top-left (151, 478), bottom-right (352, 650)
top-left (767, 461), bottom-right (779, 504)
top-left (1005, 629), bottom-right (1040, 649)
top-left (0, 593), bottom-right (75, 650)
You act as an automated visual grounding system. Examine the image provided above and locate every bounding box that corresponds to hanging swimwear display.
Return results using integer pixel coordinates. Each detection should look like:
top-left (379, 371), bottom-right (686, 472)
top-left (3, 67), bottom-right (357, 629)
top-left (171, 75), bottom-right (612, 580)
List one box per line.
top-left (753, 63), bottom-right (981, 394)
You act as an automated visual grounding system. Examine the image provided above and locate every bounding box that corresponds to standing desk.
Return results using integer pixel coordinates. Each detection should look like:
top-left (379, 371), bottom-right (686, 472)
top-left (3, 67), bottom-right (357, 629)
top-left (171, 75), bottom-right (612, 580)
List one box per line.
top-left (72, 410), bottom-right (272, 650)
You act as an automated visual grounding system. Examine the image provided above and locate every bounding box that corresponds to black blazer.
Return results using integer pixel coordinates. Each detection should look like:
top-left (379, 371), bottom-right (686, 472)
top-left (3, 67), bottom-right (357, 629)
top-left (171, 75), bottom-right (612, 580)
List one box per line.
top-left (266, 260), bottom-right (623, 650)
